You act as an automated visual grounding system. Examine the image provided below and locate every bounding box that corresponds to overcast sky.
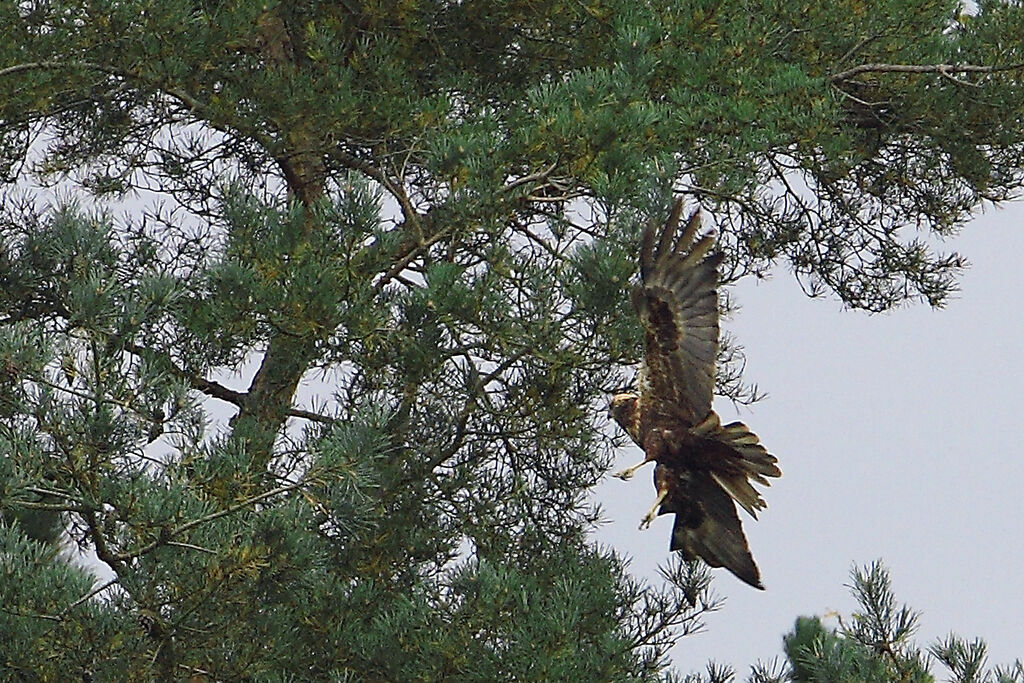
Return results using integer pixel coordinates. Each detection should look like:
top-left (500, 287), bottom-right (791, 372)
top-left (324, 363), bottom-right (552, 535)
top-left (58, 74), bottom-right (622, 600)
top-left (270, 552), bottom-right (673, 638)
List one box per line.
top-left (593, 200), bottom-right (1024, 674)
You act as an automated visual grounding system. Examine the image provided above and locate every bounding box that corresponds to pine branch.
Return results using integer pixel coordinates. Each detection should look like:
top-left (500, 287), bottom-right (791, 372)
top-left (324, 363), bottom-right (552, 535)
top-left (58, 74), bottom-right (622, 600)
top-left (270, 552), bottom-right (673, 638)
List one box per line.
top-left (120, 340), bottom-right (332, 423)
top-left (56, 578), bottom-right (119, 620)
top-left (112, 481), bottom-right (304, 562)
top-left (0, 60), bottom-right (209, 117)
top-left (373, 225), bottom-right (451, 293)
top-left (86, 509), bottom-right (126, 576)
top-left (332, 147), bottom-right (421, 232)
top-left (0, 60), bottom-right (109, 79)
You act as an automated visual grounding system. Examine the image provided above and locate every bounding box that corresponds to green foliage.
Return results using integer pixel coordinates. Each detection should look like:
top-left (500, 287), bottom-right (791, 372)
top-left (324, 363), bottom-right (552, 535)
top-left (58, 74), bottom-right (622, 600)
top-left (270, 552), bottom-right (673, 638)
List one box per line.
top-left (0, 525), bottom-right (138, 680)
top-left (1, 0), bottom-right (1023, 679)
top-left (931, 635), bottom-right (1024, 683)
top-left (684, 563), bottom-right (1022, 683)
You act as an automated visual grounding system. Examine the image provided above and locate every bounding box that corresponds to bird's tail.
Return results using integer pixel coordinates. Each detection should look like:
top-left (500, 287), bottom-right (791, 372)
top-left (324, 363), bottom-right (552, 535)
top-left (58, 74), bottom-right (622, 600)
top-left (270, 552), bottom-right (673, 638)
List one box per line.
top-left (667, 469), bottom-right (765, 589)
top-left (692, 412), bottom-right (781, 518)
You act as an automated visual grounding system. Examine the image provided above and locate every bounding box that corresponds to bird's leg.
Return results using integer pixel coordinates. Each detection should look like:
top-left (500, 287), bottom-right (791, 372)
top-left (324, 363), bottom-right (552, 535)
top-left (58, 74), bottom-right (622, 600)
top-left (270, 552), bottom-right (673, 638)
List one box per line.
top-left (613, 456), bottom-right (652, 481)
top-left (639, 488), bottom-right (668, 530)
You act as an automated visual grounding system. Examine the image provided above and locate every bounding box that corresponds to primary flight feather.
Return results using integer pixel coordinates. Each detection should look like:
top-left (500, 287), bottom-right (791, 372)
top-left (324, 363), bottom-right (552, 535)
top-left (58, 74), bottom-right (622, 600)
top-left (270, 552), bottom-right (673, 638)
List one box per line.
top-left (609, 199), bottom-right (781, 589)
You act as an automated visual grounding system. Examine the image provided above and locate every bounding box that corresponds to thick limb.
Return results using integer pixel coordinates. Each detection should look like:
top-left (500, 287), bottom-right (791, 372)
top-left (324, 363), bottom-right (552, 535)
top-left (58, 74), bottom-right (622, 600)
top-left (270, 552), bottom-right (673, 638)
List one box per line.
top-left (639, 488), bottom-right (668, 530)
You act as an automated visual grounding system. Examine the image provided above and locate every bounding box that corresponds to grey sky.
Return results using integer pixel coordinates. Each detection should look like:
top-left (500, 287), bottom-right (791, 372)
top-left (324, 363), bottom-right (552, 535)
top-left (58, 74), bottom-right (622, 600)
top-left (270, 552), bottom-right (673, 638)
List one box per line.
top-left (594, 201), bottom-right (1024, 672)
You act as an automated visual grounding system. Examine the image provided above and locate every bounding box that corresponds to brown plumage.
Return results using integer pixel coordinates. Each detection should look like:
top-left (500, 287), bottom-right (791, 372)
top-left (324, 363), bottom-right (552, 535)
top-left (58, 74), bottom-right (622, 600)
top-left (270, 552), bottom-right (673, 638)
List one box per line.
top-left (608, 199), bottom-right (781, 589)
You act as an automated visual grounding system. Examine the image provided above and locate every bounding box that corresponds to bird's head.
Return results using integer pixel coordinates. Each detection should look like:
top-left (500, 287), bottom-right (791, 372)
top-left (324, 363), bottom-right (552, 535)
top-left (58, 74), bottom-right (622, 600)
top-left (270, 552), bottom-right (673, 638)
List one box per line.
top-left (607, 392), bottom-right (640, 429)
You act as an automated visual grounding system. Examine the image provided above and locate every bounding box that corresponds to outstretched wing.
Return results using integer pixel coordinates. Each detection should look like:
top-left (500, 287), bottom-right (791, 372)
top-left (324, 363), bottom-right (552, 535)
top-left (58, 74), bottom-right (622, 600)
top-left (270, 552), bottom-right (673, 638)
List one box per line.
top-left (631, 199), bottom-right (721, 427)
top-left (661, 466), bottom-right (763, 589)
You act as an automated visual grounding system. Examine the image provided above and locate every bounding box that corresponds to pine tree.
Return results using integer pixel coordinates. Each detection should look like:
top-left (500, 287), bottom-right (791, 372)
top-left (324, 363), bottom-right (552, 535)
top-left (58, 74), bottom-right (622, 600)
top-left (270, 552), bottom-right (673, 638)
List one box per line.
top-left (684, 563), bottom-right (1024, 683)
top-left (1, 0), bottom-right (1023, 679)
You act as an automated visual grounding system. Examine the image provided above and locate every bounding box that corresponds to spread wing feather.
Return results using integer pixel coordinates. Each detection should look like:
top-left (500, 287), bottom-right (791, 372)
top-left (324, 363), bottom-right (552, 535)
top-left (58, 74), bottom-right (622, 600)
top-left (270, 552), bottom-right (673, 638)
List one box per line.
top-left (631, 199), bottom-right (721, 426)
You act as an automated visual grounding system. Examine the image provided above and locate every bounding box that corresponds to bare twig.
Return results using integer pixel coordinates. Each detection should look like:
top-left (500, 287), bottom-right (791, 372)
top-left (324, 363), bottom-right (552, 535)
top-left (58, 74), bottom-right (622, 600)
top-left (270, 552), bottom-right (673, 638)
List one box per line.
top-left (121, 340), bottom-right (332, 423)
top-left (501, 162), bottom-right (558, 193)
top-left (165, 541), bottom-right (217, 554)
top-left (0, 60), bottom-right (208, 117)
top-left (0, 60), bottom-right (108, 79)
top-left (333, 148), bottom-right (420, 232)
top-left (0, 607), bottom-right (61, 623)
top-left (373, 229), bottom-right (450, 292)
top-left (938, 66), bottom-right (981, 88)
top-left (13, 500), bottom-right (94, 512)
top-left (837, 35), bottom-right (880, 66)
top-left (285, 406), bottom-right (334, 424)
top-left (0, 59), bottom-right (281, 162)
top-left (25, 486), bottom-right (82, 501)
top-left (113, 481), bottom-right (304, 561)
top-left (57, 578), bottom-right (119, 619)
top-left (831, 61), bottom-right (1024, 83)
top-left (525, 191), bottom-right (584, 203)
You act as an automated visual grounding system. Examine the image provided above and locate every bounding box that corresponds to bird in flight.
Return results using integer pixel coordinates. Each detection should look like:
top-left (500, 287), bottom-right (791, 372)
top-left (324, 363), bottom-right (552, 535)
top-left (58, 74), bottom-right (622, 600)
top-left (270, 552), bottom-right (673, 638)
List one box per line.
top-left (608, 199), bottom-right (781, 589)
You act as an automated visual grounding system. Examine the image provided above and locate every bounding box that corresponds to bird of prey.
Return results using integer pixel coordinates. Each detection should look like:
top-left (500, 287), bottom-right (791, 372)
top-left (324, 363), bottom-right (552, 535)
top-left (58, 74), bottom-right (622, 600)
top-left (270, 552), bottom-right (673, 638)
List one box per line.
top-left (608, 199), bottom-right (781, 589)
